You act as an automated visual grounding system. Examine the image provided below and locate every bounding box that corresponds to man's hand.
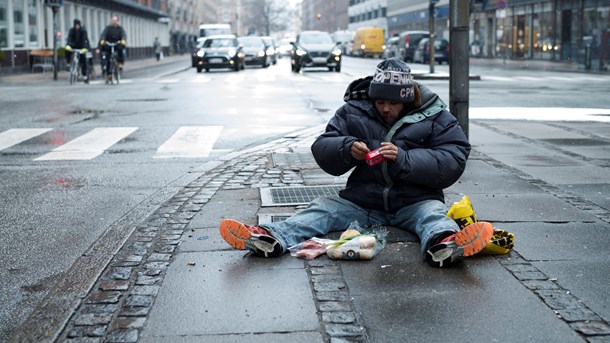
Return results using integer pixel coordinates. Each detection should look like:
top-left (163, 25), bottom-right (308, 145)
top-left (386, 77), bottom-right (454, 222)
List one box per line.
top-left (120, 39), bottom-right (126, 46)
top-left (351, 141), bottom-right (370, 160)
top-left (378, 142), bottom-right (398, 161)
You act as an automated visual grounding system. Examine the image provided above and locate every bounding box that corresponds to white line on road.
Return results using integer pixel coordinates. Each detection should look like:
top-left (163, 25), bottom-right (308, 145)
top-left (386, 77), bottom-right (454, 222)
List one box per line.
top-left (34, 127), bottom-right (138, 160)
top-left (153, 126), bottom-right (223, 158)
top-left (0, 128), bottom-right (51, 151)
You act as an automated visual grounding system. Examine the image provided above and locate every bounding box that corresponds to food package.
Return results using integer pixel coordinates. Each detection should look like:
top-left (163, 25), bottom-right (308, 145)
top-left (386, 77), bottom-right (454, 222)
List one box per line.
top-left (288, 221), bottom-right (387, 260)
top-left (446, 194), bottom-right (477, 228)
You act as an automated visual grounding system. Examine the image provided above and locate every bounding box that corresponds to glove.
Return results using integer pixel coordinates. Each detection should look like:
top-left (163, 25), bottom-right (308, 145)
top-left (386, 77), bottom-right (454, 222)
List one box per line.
top-left (65, 45), bottom-right (72, 51)
top-left (100, 39), bottom-right (105, 46)
top-left (120, 39), bottom-right (126, 46)
top-left (81, 48), bottom-right (87, 53)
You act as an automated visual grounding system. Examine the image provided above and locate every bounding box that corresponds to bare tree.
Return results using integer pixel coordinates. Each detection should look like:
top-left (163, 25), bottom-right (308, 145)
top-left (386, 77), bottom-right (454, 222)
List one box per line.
top-left (244, 0), bottom-right (292, 36)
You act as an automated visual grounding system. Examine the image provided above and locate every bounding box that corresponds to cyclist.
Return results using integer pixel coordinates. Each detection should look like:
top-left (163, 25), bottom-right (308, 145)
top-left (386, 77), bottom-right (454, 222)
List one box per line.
top-left (99, 15), bottom-right (126, 81)
top-left (65, 19), bottom-right (91, 83)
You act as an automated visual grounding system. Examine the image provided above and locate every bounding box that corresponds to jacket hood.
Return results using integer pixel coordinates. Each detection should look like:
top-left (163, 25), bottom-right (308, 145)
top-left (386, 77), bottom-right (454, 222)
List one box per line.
top-left (343, 76), bottom-right (373, 102)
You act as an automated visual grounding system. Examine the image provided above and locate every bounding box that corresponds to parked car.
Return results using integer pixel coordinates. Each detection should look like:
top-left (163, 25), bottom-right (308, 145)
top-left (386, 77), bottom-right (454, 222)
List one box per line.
top-left (191, 38), bottom-right (205, 67)
top-left (352, 26), bottom-right (385, 57)
top-left (413, 38), bottom-right (450, 64)
top-left (237, 36), bottom-right (270, 68)
top-left (384, 36), bottom-right (401, 58)
top-left (195, 35), bottom-right (245, 72)
top-left (261, 36), bottom-right (278, 65)
top-left (290, 30), bottom-right (342, 72)
top-left (332, 30), bottom-right (355, 55)
top-left (397, 30), bottom-right (429, 62)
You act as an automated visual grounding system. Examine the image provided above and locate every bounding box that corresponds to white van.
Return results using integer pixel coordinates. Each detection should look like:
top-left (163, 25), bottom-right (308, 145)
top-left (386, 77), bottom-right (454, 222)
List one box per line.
top-left (198, 24), bottom-right (232, 39)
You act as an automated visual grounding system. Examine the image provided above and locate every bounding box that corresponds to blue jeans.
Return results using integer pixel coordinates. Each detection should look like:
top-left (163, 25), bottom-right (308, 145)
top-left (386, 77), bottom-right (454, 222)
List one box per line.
top-left (261, 196), bottom-right (459, 257)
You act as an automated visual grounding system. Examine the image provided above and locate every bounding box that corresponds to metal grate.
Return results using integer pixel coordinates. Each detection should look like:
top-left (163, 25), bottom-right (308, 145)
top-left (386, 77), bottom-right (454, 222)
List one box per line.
top-left (260, 185), bottom-right (343, 207)
top-left (258, 213), bottom-right (293, 224)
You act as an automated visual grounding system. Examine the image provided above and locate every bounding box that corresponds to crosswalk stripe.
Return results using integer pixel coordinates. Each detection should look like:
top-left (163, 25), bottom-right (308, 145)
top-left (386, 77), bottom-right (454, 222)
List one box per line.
top-left (0, 128), bottom-right (51, 151)
top-left (34, 127), bottom-right (138, 161)
top-left (153, 126), bottom-right (223, 158)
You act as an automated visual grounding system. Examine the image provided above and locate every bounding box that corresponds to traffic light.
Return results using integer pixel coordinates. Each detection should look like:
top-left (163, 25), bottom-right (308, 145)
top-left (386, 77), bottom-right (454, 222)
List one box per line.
top-left (45, 0), bottom-right (63, 8)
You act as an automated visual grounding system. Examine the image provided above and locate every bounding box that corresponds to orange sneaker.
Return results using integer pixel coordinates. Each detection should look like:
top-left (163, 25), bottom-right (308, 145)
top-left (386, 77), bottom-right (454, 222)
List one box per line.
top-left (426, 222), bottom-right (494, 268)
top-left (219, 219), bottom-right (283, 257)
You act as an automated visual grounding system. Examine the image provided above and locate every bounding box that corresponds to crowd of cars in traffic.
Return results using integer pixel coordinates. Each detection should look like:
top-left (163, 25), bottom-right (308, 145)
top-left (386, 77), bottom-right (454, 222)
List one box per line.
top-left (337, 28), bottom-right (450, 64)
top-left (189, 28), bottom-right (450, 74)
top-left (191, 31), bottom-right (343, 73)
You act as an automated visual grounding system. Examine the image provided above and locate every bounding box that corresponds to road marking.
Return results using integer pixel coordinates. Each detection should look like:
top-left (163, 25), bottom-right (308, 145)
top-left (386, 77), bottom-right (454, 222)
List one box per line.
top-left (0, 128), bottom-right (51, 151)
top-left (34, 127), bottom-right (138, 160)
top-left (153, 126), bottom-right (223, 158)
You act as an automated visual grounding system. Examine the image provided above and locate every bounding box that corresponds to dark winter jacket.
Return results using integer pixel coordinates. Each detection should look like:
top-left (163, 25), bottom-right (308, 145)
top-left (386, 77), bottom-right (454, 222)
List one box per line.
top-left (100, 25), bottom-right (126, 43)
top-left (66, 27), bottom-right (90, 50)
top-left (311, 76), bottom-right (471, 213)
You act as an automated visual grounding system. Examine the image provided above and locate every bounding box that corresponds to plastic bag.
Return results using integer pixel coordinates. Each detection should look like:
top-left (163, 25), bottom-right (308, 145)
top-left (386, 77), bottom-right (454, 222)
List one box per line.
top-left (288, 221), bottom-right (387, 260)
top-left (446, 195), bottom-right (515, 255)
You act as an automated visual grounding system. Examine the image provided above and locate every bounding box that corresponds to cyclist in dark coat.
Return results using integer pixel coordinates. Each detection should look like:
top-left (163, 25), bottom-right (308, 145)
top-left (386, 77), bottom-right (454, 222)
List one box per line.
top-left (99, 15), bottom-right (126, 79)
top-left (219, 58), bottom-right (494, 268)
top-left (65, 19), bottom-right (91, 82)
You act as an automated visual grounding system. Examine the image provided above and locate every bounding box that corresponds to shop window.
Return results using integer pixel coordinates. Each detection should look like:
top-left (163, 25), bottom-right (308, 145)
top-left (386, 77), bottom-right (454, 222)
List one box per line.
top-left (13, 0), bottom-right (25, 48)
top-left (0, 0), bottom-right (7, 48)
top-left (27, 0), bottom-right (36, 47)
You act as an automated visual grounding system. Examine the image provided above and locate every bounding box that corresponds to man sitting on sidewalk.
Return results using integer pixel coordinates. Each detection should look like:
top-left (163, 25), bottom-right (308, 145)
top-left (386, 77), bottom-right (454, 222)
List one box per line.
top-left (219, 57), bottom-right (493, 268)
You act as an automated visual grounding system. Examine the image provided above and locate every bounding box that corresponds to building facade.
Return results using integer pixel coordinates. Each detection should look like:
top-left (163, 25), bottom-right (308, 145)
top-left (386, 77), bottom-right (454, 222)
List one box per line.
top-left (385, 0), bottom-right (609, 69)
top-left (0, 0), bottom-right (171, 72)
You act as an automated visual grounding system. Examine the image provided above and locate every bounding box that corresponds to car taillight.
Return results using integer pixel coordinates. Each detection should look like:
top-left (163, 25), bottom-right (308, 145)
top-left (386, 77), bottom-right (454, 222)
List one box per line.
top-left (405, 35), bottom-right (410, 48)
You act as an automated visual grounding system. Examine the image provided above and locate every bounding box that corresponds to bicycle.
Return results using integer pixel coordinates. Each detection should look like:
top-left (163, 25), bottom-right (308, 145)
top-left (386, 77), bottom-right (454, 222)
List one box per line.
top-left (102, 42), bottom-right (121, 85)
top-left (86, 50), bottom-right (95, 81)
top-left (68, 48), bottom-right (87, 85)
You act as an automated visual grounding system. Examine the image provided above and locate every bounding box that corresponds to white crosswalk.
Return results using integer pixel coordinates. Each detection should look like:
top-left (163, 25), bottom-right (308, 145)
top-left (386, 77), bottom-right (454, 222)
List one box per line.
top-left (153, 126), bottom-right (222, 159)
top-left (0, 128), bottom-right (52, 151)
top-left (34, 127), bottom-right (138, 161)
top-left (0, 126), bottom-right (227, 161)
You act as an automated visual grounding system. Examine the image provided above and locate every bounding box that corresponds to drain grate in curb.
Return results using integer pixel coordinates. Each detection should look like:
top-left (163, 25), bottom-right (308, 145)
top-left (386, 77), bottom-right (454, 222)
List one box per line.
top-left (260, 185), bottom-right (343, 207)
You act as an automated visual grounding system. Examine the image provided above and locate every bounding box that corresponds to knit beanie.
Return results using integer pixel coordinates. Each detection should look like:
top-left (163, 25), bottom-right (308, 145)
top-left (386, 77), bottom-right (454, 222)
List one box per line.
top-left (368, 57), bottom-right (415, 103)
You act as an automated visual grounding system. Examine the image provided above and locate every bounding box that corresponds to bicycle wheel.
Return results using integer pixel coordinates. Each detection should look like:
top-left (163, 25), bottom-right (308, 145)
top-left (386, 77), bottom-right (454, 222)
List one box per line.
top-left (114, 64), bottom-right (120, 84)
top-left (70, 59), bottom-right (78, 85)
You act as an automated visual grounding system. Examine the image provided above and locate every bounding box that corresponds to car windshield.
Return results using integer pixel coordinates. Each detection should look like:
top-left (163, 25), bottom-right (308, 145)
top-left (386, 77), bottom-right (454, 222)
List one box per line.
top-left (300, 33), bottom-right (333, 45)
top-left (239, 37), bottom-right (263, 47)
top-left (204, 39), bottom-right (235, 48)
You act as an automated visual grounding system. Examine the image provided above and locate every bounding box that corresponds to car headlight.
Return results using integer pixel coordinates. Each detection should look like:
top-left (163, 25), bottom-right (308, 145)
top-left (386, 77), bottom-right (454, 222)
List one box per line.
top-left (257, 50), bottom-right (266, 57)
top-left (228, 48), bottom-right (236, 57)
top-left (296, 49), bottom-right (307, 56)
top-left (360, 44), bottom-right (365, 50)
top-left (266, 47), bottom-right (274, 55)
top-left (197, 50), bottom-right (205, 57)
top-left (331, 48), bottom-right (342, 56)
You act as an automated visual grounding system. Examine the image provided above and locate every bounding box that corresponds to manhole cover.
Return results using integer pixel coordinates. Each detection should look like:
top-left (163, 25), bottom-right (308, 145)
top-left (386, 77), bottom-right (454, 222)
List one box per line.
top-left (260, 185), bottom-right (343, 207)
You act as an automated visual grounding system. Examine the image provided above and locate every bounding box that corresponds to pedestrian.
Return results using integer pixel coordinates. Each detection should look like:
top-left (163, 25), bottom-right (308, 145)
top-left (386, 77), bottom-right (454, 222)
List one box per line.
top-left (219, 57), bottom-right (494, 268)
top-left (99, 15), bottom-right (126, 80)
top-left (65, 19), bottom-right (91, 83)
top-left (153, 37), bottom-right (162, 61)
